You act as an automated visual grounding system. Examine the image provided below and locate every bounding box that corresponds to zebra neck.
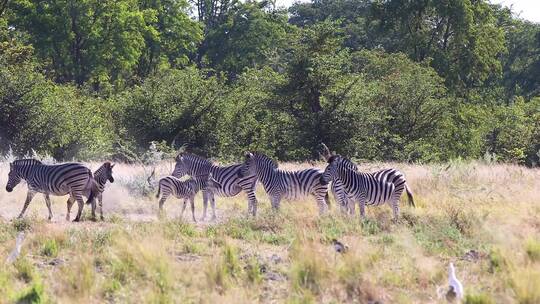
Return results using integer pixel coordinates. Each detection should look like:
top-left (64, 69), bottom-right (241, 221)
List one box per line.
top-left (337, 167), bottom-right (357, 192)
top-left (187, 163), bottom-right (214, 176)
top-left (16, 163), bottom-right (41, 179)
top-left (96, 174), bottom-right (108, 187)
top-left (257, 166), bottom-right (277, 190)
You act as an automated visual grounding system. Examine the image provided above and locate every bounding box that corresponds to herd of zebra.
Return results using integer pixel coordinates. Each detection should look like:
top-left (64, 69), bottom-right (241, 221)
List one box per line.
top-left (3, 144), bottom-right (415, 222)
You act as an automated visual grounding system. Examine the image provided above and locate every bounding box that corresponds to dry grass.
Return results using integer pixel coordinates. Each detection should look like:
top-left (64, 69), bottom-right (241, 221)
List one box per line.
top-left (0, 160), bottom-right (539, 303)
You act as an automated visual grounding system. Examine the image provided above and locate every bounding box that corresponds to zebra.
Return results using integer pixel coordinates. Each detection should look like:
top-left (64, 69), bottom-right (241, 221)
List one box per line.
top-left (172, 153), bottom-right (258, 219)
top-left (156, 173), bottom-right (219, 222)
top-left (330, 158), bottom-right (414, 215)
top-left (320, 155), bottom-right (403, 221)
top-left (67, 162), bottom-right (115, 221)
top-left (5, 159), bottom-right (96, 222)
top-left (237, 152), bottom-right (330, 214)
top-left (319, 144), bottom-right (414, 215)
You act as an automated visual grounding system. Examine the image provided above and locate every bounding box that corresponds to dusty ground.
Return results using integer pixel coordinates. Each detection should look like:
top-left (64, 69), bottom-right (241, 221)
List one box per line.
top-left (0, 160), bottom-right (539, 303)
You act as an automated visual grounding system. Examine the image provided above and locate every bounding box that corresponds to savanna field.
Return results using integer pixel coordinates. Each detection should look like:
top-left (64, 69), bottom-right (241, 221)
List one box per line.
top-left (0, 160), bottom-right (539, 303)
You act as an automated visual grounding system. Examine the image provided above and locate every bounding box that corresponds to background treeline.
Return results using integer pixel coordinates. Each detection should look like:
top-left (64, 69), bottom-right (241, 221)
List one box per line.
top-left (0, 0), bottom-right (539, 165)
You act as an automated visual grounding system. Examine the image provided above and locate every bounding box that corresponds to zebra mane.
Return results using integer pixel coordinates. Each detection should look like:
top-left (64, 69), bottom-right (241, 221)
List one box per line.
top-left (94, 162), bottom-right (110, 175)
top-left (179, 153), bottom-right (213, 166)
top-left (251, 152), bottom-right (278, 169)
top-left (328, 155), bottom-right (358, 171)
top-left (12, 159), bottom-right (43, 166)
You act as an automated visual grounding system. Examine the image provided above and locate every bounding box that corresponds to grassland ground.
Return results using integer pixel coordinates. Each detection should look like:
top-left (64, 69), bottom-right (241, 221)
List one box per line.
top-left (0, 160), bottom-right (539, 303)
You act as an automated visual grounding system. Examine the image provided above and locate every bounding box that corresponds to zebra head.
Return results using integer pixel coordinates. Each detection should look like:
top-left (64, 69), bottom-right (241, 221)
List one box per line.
top-left (173, 154), bottom-right (188, 178)
top-left (104, 162), bottom-right (115, 183)
top-left (237, 152), bottom-right (277, 178)
top-left (320, 155), bottom-right (340, 185)
top-left (320, 155), bottom-right (357, 185)
top-left (6, 162), bottom-right (22, 192)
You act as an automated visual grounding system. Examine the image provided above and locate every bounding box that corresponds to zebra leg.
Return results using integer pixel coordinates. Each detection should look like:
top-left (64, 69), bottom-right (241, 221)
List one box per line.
top-left (316, 197), bottom-right (328, 215)
top-left (249, 191), bottom-right (258, 217)
top-left (201, 190), bottom-right (208, 221)
top-left (90, 195), bottom-right (97, 221)
top-left (359, 200), bottom-right (366, 219)
top-left (66, 196), bottom-right (75, 221)
top-left (270, 195), bottom-right (281, 210)
top-left (73, 194), bottom-right (85, 222)
top-left (180, 200), bottom-right (187, 219)
top-left (210, 194), bottom-right (217, 221)
top-left (348, 199), bottom-right (356, 216)
top-left (99, 194), bottom-right (104, 221)
top-left (391, 199), bottom-right (400, 223)
top-left (44, 194), bottom-right (53, 221)
top-left (17, 190), bottom-right (36, 219)
top-left (190, 197), bottom-right (196, 222)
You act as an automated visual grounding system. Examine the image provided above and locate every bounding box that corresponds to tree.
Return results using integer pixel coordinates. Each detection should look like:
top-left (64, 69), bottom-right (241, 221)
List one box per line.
top-left (500, 20), bottom-right (540, 99)
top-left (118, 67), bottom-right (225, 155)
top-left (368, 0), bottom-right (506, 95)
top-left (136, 0), bottom-right (203, 77)
top-left (202, 1), bottom-right (293, 77)
top-left (8, 0), bottom-right (149, 88)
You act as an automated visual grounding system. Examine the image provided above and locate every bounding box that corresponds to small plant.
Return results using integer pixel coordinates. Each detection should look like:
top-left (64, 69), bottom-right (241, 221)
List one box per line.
top-left (510, 268), bottom-right (540, 304)
top-left (488, 248), bottom-right (508, 273)
top-left (525, 239), bottom-right (540, 262)
top-left (223, 243), bottom-right (240, 277)
top-left (290, 243), bottom-right (328, 295)
top-left (15, 258), bottom-right (36, 283)
top-left (445, 205), bottom-right (476, 236)
top-left (205, 258), bottom-right (229, 294)
top-left (464, 293), bottom-right (495, 304)
top-left (12, 217), bottom-right (32, 232)
top-left (361, 218), bottom-right (381, 235)
top-left (163, 219), bottom-right (197, 239)
top-left (41, 239), bottom-right (58, 257)
top-left (14, 277), bottom-right (47, 304)
top-left (245, 257), bottom-right (263, 285)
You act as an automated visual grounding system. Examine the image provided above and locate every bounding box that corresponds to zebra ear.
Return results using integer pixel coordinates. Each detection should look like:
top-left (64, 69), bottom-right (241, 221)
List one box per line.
top-left (9, 162), bottom-right (13, 169)
top-left (111, 163), bottom-right (115, 169)
top-left (175, 154), bottom-right (183, 162)
top-left (320, 143), bottom-right (332, 160)
top-left (244, 152), bottom-right (253, 160)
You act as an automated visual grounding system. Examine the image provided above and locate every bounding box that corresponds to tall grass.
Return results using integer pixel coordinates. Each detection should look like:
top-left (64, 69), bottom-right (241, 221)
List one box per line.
top-left (0, 160), bottom-right (538, 302)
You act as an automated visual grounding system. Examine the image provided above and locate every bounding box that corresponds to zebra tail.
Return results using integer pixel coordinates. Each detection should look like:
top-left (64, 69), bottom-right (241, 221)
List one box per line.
top-left (405, 183), bottom-right (415, 207)
top-left (156, 183), bottom-right (161, 199)
top-left (325, 192), bottom-right (330, 207)
top-left (86, 179), bottom-right (98, 206)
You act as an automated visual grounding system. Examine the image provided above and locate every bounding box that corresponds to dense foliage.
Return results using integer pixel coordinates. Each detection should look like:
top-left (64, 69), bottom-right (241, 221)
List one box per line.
top-left (0, 0), bottom-right (539, 165)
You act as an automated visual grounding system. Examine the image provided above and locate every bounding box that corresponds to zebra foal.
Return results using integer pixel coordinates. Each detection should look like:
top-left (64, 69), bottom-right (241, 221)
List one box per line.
top-left (237, 152), bottom-right (330, 214)
top-left (156, 173), bottom-right (220, 222)
top-left (5, 159), bottom-right (96, 222)
top-left (320, 155), bottom-right (402, 221)
top-left (172, 153), bottom-right (258, 219)
top-left (67, 162), bottom-right (115, 221)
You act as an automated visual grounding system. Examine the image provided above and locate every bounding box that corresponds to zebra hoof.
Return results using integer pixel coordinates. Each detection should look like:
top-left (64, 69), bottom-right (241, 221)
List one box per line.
top-left (72, 218), bottom-right (81, 223)
top-left (100, 215), bottom-right (105, 221)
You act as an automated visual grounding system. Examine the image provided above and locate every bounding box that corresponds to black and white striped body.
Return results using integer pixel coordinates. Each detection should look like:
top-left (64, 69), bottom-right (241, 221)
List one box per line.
top-left (71, 162), bottom-right (114, 221)
top-left (173, 154), bottom-right (258, 219)
top-left (321, 155), bottom-right (401, 220)
top-left (5, 159), bottom-right (95, 222)
top-left (238, 153), bottom-right (329, 214)
top-left (330, 158), bottom-right (414, 215)
top-left (156, 176), bottom-right (207, 222)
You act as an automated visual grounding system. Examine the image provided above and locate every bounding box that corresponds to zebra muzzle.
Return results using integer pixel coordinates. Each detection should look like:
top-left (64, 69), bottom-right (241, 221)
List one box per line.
top-left (6, 186), bottom-right (13, 192)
